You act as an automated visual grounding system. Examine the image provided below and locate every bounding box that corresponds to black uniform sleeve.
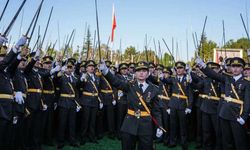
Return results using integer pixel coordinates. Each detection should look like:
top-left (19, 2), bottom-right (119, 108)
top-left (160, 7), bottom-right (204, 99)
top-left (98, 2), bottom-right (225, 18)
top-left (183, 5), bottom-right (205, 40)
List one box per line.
top-left (242, 81), bottom-right (250, 121)
top-left (104, 71), bottom-right (129, 92)
top-left (187, 84), bottom-right (194, 109)
top-left (201, 67), bottom-right (225, 83)
top-left (24, 58), bottom-right (36, 75)
top-left (151, 88), bottom-right (163, 127)
top-left (0, 49), bottom-right (17, 71)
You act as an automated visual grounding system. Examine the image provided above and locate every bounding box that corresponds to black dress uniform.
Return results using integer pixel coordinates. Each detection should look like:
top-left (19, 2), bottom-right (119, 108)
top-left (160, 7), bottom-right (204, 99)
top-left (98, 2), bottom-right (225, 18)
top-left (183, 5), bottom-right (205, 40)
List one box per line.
top-left (104, 61), bottom-right (162, 150)
top-left (192, 62), bottom-right (222, 150)
top-left (157, 79), bottom-right (171, 145)
top-left (24, 57), bottom-right (49, 150)
top-left (11, 57), bottom-right (29, 150)
top-left (0, 50), bottom-right (20, 149)
top-left (100, 72), bottom-right (116, 138)
top-left (54, 61), bottom-right (79, 148)
top-left (115, 63), bottom-right (129, 139)
top-left (79, 60), bottom-right (101, 144)
top-left (40, 56), bottom-right (56, 145)
top-left (200, 57), bottom-right (250, 150)
top-left (161, 61), bottom-right (193, 150)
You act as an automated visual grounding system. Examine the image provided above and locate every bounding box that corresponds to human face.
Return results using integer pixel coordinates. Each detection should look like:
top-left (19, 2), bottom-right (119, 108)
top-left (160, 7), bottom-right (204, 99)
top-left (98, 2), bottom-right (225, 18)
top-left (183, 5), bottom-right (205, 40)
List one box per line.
top-left (135, 69), bottom-right (149, 81)
top-left (65, 66), bottom-right (74, 75)
top-left (176, 67), bottom-right (185, 76)
top-left (120, 68), bottom-right (128, 75)
top-left (129, 67), bottom-right (134, 74)
top-left (149, 67), bottom-right (155, 74)
top-left (86, 65), bottom-right (95, 74)
top-left (231, 66), bottom-right (243, 76)
top-left (43, 63), bottom-right (52, 70)
top-left (244, 69), bottom-right (250, 77)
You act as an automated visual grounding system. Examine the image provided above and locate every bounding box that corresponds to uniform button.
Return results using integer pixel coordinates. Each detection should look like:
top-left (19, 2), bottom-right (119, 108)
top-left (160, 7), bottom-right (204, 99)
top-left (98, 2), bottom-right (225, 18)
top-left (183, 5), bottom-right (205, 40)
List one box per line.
top-left (139, 103), bottom-right (142, 105)
top-left (230, 91), bottom-right (232, 93)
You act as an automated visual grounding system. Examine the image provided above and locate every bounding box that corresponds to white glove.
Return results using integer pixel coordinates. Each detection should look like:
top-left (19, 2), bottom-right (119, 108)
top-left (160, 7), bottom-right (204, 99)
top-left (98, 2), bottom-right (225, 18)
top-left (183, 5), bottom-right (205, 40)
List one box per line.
top-left (186, 64), bottom-right (191, 74)
top-left (76, 105), bottom-right (81, 112)
top-left (50, 65), bottom-right (61, 75)
top-left (99, 102), bottom-right (104, 109)
top-left (195, 57), bottom-right (206, 68)
top-left (166, 109), bottom-right (170, 114)
top-left (42, 104), bottom-right (48, 111)
top-left (80, 73), bottom-right (87, 81)
top-left (54, 103), bottom-right (57, 110)
top-left (237, 117), bottom-right (245, 125)
top-left (118, 91), bottom-right (124, 97)
top-left (112, 100), bottom-right (116, 106)
top-left (0, 36), bottom-right (8, 45)
top-left (15, 91), bottom-right (24, 104)
top-left (34, 49), bottom-right (41, 60)
top-left (61, 66), bottom-right (67, 72)
top-left (13, 116), bottom-right (18, 125)
top-left (185, 108), bottom-right (192, 114)
top-left (156, 128), bottom-right (163, 138)
top-left (186, 74), bottom-right (192, 83)
top-left (99, 59), bottom-right (109, 75)
top-left (15, 36), bottom-right (27, 48)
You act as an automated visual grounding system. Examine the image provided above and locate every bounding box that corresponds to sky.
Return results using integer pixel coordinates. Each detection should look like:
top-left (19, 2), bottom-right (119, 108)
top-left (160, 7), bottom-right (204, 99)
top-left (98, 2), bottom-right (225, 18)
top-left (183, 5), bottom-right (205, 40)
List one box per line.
top-left (0, 0), bottom-right (249, 61)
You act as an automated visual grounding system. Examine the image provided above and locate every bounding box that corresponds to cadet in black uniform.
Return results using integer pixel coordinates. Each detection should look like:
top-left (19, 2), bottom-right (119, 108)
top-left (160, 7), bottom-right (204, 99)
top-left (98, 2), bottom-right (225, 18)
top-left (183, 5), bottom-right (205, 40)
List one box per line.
top-left (157, 67), bottom-right (172, 145)
top-left (192, 62), bottom-right (221, 150)
top-left (40, 56), bottom-right (60, 145)
top-left (55, 59), bottom-right (80, 149)
top-left (100, 60), bottom-right (163, 150)
top-left (100, 60), bottom-right (116, 138)
top-left (196, 57), bottom-right (250, 150)
top-left (160, 61), bottom-right (193, 150)
top-left (115, 63), bottom-right (129, 139)
top-left (79, 60), bottom-right (103, 144)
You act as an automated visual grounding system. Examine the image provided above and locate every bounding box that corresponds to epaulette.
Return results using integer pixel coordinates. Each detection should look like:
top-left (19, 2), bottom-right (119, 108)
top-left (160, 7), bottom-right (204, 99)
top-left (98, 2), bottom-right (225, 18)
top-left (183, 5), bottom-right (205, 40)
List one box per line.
top-left (95, 71), bottom-right (102, 77)
top-left (57, 71), bottom-right (63, 77)
top-left (244, 77), bottom-right (250, 81)
top-left (170, 75), bottom-right (176, 78)
top-left (222, 71), bottom-right (232, 77)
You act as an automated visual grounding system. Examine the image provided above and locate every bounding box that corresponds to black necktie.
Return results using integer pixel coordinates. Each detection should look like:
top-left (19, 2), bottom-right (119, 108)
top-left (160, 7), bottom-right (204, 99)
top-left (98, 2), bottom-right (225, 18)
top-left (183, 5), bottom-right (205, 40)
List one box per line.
top-left (68, 76), bottom-right (71, 83)
top-left (178, 77), bottom-right (181, 82)
top-left (139, 84), bottom-right (143, 93)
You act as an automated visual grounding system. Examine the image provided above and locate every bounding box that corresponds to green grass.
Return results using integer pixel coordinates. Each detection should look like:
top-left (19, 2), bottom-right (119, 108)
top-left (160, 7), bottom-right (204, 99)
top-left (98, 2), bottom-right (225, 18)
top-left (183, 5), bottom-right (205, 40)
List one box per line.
top-left (42, 137), bottom-right (196, 150)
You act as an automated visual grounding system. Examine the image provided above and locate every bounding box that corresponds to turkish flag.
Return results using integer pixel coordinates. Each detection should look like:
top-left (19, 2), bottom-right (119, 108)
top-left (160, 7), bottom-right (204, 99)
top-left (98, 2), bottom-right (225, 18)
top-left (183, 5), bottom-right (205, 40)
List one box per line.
top-left (111, 4), bottom-right (116, 42)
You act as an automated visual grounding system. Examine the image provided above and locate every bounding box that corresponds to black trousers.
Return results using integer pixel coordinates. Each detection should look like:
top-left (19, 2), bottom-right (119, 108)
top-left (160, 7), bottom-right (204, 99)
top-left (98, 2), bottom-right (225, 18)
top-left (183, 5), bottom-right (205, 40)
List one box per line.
top-left (81, 106), bottom-right (98, 141)
top-left (103, 105), bottom-right (115, 135)
top-left (57, 107), bottom-right (77, 146)
top-left (41, 107), bottom-right (54, 145)
top-left (160, 107), bottom-right (169, 144)
top-left (0, 118), bottom-right (11, 150)
top-left (169, 108), bottom-right (188, 149)
top-left (196, 106), bottom-right (202, 146)
top-left (116, 103), bottom-right (127, 138)
top-left (25, 110), bottom-right (43, 150)
top-left (121, 132), bottom-right (153, 150)
top-left (202, 112), bottom-right (218, 150)
top-left (11, 113), bottom-right (25, 150)
top-left (220, 117), bottom-right (249, 150)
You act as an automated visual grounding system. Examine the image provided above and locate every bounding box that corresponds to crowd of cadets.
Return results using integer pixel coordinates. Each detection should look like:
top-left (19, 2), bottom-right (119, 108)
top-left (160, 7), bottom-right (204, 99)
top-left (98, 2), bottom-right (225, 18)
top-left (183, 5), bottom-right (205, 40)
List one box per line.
top-left (1, 35), bottom-right (250, 150)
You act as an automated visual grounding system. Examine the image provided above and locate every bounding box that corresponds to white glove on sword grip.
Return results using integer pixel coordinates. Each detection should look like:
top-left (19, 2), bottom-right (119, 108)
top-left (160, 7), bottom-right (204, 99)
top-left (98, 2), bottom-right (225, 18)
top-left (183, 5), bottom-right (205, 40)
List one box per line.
top-left (156, 128), bottom-right (163, 138)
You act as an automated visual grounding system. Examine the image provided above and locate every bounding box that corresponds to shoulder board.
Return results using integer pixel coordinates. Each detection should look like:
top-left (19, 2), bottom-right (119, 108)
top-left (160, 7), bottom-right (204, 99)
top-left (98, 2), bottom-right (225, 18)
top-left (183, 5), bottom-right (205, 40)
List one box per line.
top-left (170, 75), bottom-right (176, 78)
top-left (95, 71), bottom-right (102, 77)
top-left (222, 72), bottom-right (232, 77)
top-left (57, 71), bottom-right (63, 77)
top-left (244, 77), bottom-right (250, 81)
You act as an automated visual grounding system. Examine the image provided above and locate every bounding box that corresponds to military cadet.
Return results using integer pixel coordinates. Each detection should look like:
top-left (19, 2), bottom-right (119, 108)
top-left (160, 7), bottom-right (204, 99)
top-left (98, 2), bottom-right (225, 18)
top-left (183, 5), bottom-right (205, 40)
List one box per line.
top-left (160, 61), bottom-right (193, 150)
top-left (24, 48), bottom-right (48, 150)
top-left (157, 67), bottom-right (172, 145)
top-left (0, 36), bottom-right (27, 149)
top-left (115, 63), bottom-right (129, 139)
top-left (55, 59), bottom-right (81, 149)
top-left (100, 60), bottom-right (116, 139)
top-left (40, 56), bottom-right (60, 145)
top-left (79, 60), bottom-right (103, 144)
top-left (11, 46), bottom-right (30, 150)
top-left (128, 62), bottom-right (135, 81)
top-left (147, 62), bottom-right (158, 85)
top-left (243, 63), bottom-right (250, 78)
top-left (196, 57), bottom-right (250, 150)
top-left (192, 62), bottom-right (222, 150)
top-left (99, 60), bottom-right (163, 150)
